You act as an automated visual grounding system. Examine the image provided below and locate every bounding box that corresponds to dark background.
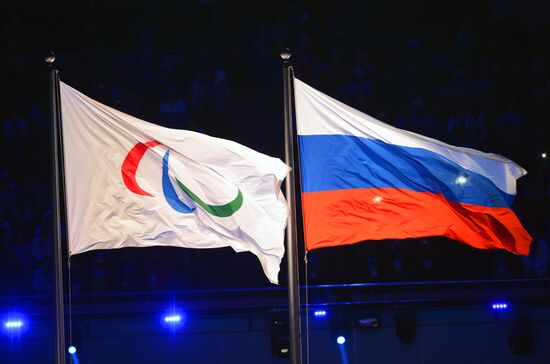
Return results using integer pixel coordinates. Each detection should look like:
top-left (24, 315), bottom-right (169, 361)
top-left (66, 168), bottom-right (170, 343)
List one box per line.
top-left (1, 0), bottom-right (549, 296)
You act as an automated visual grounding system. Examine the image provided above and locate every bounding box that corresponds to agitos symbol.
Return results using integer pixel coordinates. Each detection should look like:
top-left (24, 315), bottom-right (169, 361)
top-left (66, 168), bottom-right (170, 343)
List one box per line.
top-left (121, 141), bottom-right (243, 217)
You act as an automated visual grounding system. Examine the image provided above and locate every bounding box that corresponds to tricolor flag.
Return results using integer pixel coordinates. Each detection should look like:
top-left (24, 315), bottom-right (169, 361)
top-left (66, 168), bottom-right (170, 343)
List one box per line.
top-left (60, 82), bottom-right (288, 283)
top-left (294, 78), bottom-right (532, 255)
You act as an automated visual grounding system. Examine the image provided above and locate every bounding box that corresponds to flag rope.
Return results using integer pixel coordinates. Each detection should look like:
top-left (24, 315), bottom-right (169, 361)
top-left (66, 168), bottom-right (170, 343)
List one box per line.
top-left (304, 252), bottom-right (310, 364)
top-left (68, 263), bottom-right (73, 357)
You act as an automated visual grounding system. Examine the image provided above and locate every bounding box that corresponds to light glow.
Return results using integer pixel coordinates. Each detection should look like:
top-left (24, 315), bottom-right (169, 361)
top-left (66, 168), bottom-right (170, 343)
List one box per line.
top-left (455, 175), bottom-right (468, 185)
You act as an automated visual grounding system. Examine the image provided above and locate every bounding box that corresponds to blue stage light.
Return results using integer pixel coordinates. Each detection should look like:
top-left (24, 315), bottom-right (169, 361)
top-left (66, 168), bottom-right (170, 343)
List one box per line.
top-left (164, 314), bottom-right (182, 323)
top-left (4, 320), bottom-right (23, 329)
top-left (491, 302), bottom-right (509, 310)
top-left (161, 308), bottom-right (186, 332)
top-left (68, 346), bottom-right (77, 355)
top-left (2, 315), bottom-right (28, 337)
top-left (336, 336), bottom-right (346, 345)
top-left (313, 309), bottom-right (327, 318)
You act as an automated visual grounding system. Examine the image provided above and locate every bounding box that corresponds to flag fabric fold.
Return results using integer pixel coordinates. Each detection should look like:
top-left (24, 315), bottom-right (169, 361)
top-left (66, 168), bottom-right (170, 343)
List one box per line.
top-left (60, 81), bottom-right (288, 284)
top-left (294, 77), bottom-right (531, 255)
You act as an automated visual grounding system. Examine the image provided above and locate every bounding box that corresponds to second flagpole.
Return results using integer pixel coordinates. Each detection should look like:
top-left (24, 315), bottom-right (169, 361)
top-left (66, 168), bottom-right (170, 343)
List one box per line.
top-left (281, 49), bottom-right (303, 364)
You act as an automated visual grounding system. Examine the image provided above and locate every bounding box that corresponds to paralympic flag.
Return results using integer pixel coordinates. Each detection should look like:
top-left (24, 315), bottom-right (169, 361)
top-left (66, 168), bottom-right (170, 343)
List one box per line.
top-left (60, 82), bottom-right (288, 283)
top-left (294, 78), bottom-right (532, 255)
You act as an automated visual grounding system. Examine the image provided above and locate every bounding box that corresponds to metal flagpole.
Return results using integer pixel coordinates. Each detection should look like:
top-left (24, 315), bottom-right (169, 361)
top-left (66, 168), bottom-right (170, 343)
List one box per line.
top-left (46, 51), bottom-right (67, 364)
top-left (281, 49), bottom-right (303, 364)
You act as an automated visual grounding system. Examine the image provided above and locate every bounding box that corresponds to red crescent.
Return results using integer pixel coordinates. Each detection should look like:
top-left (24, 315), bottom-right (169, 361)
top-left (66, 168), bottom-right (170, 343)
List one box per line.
top-left (121, 140), bottom-right (161, 196)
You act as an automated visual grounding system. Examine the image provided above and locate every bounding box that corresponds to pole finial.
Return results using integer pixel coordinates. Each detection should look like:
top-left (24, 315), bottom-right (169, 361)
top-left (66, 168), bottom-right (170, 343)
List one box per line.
top-left (280, 48), bottom-right (291, 61)
top-left (45, 51), bottom-right (56, 64)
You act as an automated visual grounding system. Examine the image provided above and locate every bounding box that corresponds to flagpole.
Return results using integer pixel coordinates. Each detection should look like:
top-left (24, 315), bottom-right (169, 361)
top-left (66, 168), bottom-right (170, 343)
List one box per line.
top-left (281, 49), bottom-right (303, 364)
top-left (46, 52), bottom-right (67, 364)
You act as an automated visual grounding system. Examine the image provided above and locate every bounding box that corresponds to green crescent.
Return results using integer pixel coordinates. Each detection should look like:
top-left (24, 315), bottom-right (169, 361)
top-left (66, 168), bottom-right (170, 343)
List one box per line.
top-left (175, 177), bottom-right (243, 217)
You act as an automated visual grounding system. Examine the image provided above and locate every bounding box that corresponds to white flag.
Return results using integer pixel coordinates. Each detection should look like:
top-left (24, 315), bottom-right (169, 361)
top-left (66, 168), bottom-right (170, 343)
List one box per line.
top-left (60, 82), bottom-right (288, 284)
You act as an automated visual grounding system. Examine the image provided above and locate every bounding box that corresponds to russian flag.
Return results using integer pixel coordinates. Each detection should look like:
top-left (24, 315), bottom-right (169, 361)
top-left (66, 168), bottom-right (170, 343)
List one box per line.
top-left (294, 78), bottom-right (532, 255)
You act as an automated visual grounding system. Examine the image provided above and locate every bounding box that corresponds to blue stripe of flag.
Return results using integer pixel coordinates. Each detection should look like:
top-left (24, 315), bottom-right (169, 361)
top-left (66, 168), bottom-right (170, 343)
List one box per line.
top-left (298, 134), bottom-right (515, 208)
